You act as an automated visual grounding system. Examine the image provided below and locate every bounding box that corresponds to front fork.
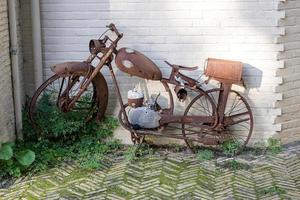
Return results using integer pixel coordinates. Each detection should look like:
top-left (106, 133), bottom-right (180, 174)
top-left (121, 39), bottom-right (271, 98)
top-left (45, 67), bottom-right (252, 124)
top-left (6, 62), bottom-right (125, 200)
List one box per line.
top-left (67, 48), bottom-right (114, 110)
top-left (57, 76), bottom-right (80, 112)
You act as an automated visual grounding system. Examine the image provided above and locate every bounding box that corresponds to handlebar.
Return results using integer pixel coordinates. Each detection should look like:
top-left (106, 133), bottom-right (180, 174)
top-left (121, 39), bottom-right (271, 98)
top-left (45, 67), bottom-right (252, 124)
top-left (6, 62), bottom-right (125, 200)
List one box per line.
top-left (89, 23), bottom-right (122, 56)
top-left (106, 23), bottom-right (123, 38)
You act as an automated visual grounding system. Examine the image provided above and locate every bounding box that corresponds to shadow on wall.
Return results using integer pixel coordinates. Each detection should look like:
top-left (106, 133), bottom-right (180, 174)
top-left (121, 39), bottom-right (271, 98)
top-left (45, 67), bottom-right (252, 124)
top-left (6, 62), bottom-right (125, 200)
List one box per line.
top-left (242, 63), bottom-right (263, 93)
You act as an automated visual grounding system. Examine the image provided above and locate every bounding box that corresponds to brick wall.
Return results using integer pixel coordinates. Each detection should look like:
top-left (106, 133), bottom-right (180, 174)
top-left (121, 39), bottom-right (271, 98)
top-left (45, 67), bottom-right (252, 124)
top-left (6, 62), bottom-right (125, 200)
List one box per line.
top-left (22, 0), bottom-right (286, 144)
top-left (0, 0), bottom-right (16, 142)
top-left (276, 0), bottom-right (300, 144)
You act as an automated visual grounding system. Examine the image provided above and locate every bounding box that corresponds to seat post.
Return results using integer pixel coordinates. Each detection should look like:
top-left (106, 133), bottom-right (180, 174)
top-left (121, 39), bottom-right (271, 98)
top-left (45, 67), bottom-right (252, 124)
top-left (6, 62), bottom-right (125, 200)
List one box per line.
top-left (217, 83), bottom-right (232, 125)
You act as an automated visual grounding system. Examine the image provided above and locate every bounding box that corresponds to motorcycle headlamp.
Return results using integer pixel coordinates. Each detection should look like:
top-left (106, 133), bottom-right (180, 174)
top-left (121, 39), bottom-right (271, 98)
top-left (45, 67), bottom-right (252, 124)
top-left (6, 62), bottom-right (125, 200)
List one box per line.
top-left (89, 39), bottom-right (106, 55)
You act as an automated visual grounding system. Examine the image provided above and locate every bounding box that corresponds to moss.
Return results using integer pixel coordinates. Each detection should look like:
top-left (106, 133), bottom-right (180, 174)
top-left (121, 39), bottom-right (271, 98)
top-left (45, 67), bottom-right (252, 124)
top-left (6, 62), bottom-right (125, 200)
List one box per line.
top-left (197, 168), bottom-right (215, 190)
top-left (33, 177), bottom-right (57, 190)
top-left (257, 185), bottom-right (287, 196)
top-left (159, 173), bottom-right (176, 189)
top-left (62, 169), bottom-right (91, 184)
top-left (107, 185), bottom-right (132, 198)
top-left (217, 159), bottom-right (252, 171)
top-left (267, 138), bottom-right (282, 154)
top-left (59, 190), bottom-right (79, 199)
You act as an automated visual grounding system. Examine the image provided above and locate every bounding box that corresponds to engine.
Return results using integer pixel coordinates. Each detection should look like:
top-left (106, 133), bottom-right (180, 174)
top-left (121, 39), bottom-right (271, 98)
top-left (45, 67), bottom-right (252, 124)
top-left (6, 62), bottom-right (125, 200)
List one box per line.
top-left (127, 88), bottom-right (161, 129)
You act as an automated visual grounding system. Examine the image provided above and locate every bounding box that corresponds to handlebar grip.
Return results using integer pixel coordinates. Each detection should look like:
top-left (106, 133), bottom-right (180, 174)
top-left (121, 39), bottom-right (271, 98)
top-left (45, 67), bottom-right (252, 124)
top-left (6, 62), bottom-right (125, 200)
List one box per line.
top-left (106, 23), bottom-right (114, 29)
top-left (106, 23), bottom-right (122, 37)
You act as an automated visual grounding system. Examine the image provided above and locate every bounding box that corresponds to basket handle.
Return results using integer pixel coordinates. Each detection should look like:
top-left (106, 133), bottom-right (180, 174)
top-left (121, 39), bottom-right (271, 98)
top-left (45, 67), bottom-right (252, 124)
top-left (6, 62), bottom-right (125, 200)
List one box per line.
top-left (204, 58), bottom-right (209, 74)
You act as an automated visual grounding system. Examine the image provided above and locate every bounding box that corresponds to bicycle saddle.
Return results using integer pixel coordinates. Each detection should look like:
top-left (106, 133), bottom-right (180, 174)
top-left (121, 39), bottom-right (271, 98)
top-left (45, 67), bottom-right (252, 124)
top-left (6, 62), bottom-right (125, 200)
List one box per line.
top-left (165, 61), bottom-right (198, 71)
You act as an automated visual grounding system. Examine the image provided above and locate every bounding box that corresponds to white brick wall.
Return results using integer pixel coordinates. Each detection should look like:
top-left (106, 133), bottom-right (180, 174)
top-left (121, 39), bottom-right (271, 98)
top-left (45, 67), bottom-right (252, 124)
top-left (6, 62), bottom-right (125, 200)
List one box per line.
top-left (21, 0), bottom-right (285, 143)
top-left (0, 0), bottom-right (16, 142)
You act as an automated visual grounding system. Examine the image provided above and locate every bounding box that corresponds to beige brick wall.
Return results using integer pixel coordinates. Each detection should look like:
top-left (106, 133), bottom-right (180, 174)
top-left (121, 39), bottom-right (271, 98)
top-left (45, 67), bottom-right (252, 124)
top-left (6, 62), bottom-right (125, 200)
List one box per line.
top-left (276, 0), bottom-right (300, 144)
top-left (0, 0), bottom-right (16, 142)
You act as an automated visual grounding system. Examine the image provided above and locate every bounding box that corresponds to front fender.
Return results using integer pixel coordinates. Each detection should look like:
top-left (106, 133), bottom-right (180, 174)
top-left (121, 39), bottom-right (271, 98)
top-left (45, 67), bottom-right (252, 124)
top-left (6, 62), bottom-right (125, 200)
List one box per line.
top-left (51, 61), bottom-right (91, 76)
top-left (51, 61), bottom-right (108, 120)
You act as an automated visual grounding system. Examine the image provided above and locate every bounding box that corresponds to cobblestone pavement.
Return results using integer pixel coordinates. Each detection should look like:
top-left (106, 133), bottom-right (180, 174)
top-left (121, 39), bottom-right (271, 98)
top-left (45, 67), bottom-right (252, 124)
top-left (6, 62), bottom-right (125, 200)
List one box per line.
top-left (1, 146), bottom-right (300, 200)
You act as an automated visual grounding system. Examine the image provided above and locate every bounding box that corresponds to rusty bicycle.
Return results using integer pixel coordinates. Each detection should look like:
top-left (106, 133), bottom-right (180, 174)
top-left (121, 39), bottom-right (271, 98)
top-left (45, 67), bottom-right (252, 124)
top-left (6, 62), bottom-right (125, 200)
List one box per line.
top-left (29, 23), bottom-right (253, 153)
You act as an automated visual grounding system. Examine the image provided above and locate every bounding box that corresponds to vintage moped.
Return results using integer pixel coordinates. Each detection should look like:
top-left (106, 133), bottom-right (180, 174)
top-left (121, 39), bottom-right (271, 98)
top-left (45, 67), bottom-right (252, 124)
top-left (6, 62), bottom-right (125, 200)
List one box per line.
top-left (29, 23), bottom-right (253, 153)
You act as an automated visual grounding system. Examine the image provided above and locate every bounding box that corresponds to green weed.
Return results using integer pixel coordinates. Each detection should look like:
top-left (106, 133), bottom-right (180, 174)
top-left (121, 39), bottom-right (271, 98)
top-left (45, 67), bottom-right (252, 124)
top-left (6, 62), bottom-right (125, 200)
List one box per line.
top-left (267, 138), bottom-right (282, 154)
top-left (0, 95), bottom-right (120, 180)
top-left (197, 149), bottom-right (214, 161)
top-left (221, 140), bottom-right (241, 157)
top-left (124, 144), bottom-right (154, 162)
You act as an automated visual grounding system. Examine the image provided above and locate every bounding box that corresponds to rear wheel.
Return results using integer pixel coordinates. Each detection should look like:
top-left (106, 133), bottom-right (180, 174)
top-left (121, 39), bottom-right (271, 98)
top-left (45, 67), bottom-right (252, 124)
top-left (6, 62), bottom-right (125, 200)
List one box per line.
top-left (182, 89), bottom-right (253, 154)
top-left (181, 91), bottom-right (217, 152)
top-left (29, 72), bottom-right (108, 139)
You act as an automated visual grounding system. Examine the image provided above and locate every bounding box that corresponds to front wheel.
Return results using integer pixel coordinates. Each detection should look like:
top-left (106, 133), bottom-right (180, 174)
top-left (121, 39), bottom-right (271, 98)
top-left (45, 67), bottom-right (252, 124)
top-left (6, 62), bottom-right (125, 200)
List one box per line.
top-left (29, 72), bottom-right (108, 139)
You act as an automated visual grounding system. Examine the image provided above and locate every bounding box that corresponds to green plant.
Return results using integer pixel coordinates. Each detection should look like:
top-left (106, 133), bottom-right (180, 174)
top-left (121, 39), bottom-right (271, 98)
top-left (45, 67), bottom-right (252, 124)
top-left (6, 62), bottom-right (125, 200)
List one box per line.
top-left (197, 149), bottom-right (214, 161)
top-left (22, 116), bottom-right (121, 173)
top-left (228, 159), bottom-right (239, 171)
top-left (0, 97), bottom-right (121, 180)
top-left (124, 144), bottom-right (154, 162)
top-left (221, 140), bottom-right (241, 157)
top-left (124, 145), bottom-right (138, 162)
top-left (0, 143), bottom-right (35, 178)
top-left (27, 93), bottom-right (104, 140)
top-left (267, 138), bottom-right (282, 154)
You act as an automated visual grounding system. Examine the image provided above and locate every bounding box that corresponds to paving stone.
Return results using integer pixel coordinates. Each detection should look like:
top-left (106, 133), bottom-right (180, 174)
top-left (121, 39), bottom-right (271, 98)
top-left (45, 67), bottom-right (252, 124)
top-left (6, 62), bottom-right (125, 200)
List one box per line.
top-left (2, 148), bottom-right (300, 199)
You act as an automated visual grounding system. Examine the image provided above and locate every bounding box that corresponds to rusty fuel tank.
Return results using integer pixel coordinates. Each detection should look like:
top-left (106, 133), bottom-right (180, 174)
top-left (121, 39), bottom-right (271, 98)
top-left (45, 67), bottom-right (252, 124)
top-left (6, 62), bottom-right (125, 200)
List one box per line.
top-left (115, 48), bottom-right (162, 80)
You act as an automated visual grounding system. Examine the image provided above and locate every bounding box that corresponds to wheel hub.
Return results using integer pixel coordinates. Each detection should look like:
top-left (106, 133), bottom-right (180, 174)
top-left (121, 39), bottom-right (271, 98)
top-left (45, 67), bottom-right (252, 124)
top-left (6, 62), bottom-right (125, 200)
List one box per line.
top-left (57, 96), bottom-right (70, 112)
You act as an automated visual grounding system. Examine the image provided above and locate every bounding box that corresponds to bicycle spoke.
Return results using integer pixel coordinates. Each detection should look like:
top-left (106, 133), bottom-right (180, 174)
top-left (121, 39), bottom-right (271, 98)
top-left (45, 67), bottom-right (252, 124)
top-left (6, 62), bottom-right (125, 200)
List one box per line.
top-left (226, 94), bottom-right (239, 115)
top-left (194, 100), bottom-right (211, 114)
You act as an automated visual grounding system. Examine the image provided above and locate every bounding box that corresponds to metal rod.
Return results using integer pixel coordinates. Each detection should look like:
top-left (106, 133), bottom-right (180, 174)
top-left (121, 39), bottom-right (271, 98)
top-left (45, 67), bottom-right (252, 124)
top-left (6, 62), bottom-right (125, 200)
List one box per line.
top-left (31, 0), bottom-right (43, 90)
top-left (108, 63), bottom-right (130, 124)
top-left (8, 0), bottom-right (23, 139)
top-left (217, 83), bottom-right (231, 125)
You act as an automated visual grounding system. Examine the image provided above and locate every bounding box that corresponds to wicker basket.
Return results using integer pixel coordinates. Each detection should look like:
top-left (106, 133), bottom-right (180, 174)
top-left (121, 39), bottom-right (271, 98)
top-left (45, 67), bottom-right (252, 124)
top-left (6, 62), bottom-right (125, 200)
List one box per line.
top-left (204, 58), bottom-right (243, 84)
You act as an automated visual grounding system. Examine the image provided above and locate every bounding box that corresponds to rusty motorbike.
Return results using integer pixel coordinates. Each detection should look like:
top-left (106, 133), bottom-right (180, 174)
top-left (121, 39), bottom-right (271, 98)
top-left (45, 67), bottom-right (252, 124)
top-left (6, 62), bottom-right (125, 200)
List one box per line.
top-left (29, 23), bottom-right (253, 153)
